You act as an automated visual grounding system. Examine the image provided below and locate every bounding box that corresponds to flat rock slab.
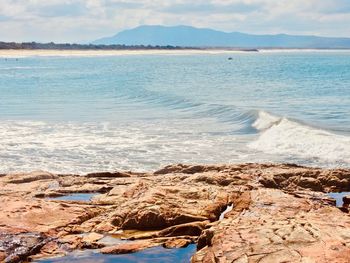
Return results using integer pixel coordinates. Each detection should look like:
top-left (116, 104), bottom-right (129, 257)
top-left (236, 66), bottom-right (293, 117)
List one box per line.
top-left (193, 188), bottom-right (350, 263)
top-left (0, 164), bottom-right (349, 262)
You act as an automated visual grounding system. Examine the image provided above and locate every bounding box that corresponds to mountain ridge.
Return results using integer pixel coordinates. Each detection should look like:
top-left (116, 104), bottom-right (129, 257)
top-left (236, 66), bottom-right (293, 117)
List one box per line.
top-left (93, 25), bottom-right (350, 48)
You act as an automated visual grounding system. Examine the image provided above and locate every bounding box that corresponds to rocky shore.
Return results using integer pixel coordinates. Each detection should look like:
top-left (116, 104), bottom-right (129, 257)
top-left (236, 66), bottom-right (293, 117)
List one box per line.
top-left (1, 163), bottom-right (350, 262)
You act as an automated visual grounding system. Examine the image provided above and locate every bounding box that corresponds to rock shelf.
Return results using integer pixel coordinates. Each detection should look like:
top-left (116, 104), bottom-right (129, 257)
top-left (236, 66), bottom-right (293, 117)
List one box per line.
top-left (0, 163), bottom-right (349, 262)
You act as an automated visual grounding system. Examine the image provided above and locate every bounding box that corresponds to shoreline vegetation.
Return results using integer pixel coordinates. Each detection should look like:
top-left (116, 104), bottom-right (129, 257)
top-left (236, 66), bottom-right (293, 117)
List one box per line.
top-left (2, 41), bottom-right (350, 51)
top-left (1, 43), bottom-right (350, 58)
top-left (1, 163), bottom-right (350, 262)
top-left (0, 41), bottom-right (260, 51)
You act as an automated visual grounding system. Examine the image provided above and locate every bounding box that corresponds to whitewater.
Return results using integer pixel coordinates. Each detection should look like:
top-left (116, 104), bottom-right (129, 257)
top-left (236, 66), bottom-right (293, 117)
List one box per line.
top-left (0, 51), bottom-right (349, 173)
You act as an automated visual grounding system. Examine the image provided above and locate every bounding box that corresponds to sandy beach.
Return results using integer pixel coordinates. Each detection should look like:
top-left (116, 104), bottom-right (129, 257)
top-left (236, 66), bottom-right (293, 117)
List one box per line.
top-left (1, 49), bottom-right (350, 58)
top-left (0, 49), bottom-right (258, 58)
top-left (4, 48), bottom-right (350, 58)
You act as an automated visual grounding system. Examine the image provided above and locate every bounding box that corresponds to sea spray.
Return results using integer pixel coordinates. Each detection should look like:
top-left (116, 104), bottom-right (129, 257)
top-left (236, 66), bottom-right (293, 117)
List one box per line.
top-left (249, 111), bottom-right (350, 165)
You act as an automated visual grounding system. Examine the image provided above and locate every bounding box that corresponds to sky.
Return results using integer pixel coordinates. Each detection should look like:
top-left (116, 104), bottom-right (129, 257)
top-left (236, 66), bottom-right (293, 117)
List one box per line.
top-left (0, 0), bottom-right (350, 43)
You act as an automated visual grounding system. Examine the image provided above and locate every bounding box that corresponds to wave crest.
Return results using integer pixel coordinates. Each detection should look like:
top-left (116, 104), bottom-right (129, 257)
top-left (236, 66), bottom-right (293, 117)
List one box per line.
top-left (249, 111), bottom-right (350, 166)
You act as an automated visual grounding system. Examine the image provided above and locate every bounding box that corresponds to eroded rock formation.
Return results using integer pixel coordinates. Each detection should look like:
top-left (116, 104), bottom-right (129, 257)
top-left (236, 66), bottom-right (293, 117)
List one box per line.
top-left (0, 163), bottom-right (349, 262)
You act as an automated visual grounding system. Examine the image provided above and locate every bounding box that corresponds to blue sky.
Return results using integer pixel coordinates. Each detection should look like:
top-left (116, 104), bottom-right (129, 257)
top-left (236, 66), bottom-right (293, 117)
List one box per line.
top-left (0, 0), bottom-right (350, 42)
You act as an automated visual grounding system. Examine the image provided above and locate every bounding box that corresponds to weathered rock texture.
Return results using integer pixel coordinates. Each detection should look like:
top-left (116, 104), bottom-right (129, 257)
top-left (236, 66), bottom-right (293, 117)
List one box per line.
top-left (0, 164), bottom-right (349, 262)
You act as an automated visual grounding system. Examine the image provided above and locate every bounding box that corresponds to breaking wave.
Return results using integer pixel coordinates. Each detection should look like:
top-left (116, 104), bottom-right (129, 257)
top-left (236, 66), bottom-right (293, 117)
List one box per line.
top-left (249, 111), bottom-right (350, 167)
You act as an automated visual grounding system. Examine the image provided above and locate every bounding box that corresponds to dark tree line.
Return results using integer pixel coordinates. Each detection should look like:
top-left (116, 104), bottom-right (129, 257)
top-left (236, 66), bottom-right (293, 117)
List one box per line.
top-left (0, 42), bottom-right (198, 50)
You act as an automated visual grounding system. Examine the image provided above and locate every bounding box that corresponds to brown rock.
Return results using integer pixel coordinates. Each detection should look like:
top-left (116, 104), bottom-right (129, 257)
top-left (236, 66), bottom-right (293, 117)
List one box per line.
top-left (197, 229), bottom-right (215, 250)
top-left (86, 171), bottom-right (131, 178)
top-left (298, 177), bottom-right (322, 191)
top-left (259, 176), bottom-right (278, 188)
top-left (343, 195), bottom-right (350, 206)
top-left (163, 238), bottom-right (191, 248)
top-left (82, 232), bottom-right (104, 243)
top-left (158, 221), bottom-right (209, 237)
top-left (154, 164), bottom-right (221, 175)
top-left (122, 210), bottom-right (168, 230)
top-left (5, 171), bottom-right (57, 184)
top-left (100, 240), bottom-right (157, 254)
top-left (1, 163), bottom-right (350, 262)
top-left (193, 188), bottom-right (350, 263)
top-left (38, 241), bottom-right (60, 255)
top-left (154, 164), bottom-right (189, 174)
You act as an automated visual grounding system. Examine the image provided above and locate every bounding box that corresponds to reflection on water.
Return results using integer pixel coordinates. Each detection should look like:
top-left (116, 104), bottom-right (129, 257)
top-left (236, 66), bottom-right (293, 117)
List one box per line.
top-left (327, 192), bottom-right (350, 207)
top-left (37, 244), bottom-right (197, 263)
top-left (49, 193), bottom-right (97, 202)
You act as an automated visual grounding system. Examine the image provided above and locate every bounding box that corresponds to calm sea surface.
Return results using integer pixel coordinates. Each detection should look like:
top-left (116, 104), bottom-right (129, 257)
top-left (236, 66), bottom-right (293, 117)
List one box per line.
top-left (0, 51), bottom-right (349, 173)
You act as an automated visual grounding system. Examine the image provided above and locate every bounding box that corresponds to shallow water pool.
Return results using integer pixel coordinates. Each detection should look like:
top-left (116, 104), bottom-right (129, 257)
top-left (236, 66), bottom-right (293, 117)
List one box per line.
top-left (327, 192), bottom-right (350, 207)
top-left (37, 244), bottom-right (197, 263)
top-left (48, 193), bottom-right (97, 202)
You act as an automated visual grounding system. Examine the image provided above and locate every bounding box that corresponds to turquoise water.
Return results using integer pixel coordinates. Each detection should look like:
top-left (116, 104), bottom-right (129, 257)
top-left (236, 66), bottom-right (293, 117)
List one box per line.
top-left (0, 51), bottom-right (349, 173)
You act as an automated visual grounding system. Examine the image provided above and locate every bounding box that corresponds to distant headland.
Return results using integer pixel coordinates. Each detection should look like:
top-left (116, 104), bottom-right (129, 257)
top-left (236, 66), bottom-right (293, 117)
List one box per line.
top-left (93, 25), bottom-right (350, 49)
top-left (1, 25), bottom-right (350, 50)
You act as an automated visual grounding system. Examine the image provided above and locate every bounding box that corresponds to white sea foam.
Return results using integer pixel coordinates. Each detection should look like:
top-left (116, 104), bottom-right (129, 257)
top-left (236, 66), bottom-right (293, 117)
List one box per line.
top-left (0, 114), bottom-right (348, 174)
top-left (0, 66), bottom-right (53, 70)
top-left (249, 111), bottom-right (350, 166)
top-left (0, 119), bottom-right (240, 174)
top-left (258, 49), bottom-right (350, 53)
top-left (252, 111), bottom-right (281, 130)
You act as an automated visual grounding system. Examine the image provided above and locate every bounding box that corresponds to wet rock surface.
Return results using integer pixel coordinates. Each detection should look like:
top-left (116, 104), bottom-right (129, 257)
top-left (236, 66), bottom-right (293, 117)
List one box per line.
top-left (0, 231), bottom-right (49, 263)
top-left (0, 164), bottom-right (349, 262)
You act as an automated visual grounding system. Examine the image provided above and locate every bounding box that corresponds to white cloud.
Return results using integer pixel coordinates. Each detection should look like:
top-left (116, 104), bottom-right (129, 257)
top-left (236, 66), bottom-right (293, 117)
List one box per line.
top-left (0, 0), bottom-right (349, 42)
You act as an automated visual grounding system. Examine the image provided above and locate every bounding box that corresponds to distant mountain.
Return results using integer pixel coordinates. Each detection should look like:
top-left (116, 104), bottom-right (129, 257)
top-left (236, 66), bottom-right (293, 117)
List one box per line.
top-left (93, 25), bottom-right (350, 49)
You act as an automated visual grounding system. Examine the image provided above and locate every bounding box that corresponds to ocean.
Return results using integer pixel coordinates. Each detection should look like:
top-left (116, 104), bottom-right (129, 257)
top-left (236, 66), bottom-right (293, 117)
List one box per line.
top-left (0, 51), bottom-right (349, 173)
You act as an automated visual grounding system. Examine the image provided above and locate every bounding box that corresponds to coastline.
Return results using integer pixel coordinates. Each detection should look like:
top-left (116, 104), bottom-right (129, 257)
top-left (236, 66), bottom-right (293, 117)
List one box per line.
top-left (0, 49), bottom-right (255, 58)
top-left (1, 163), bottom-right (350, 262)
top-left (1, 48), bottom-right (350, 58)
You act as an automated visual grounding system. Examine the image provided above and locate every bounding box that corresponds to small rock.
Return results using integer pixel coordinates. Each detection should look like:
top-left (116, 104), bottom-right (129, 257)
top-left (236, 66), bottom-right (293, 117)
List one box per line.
top-left (158, 221), bottom-right (209, 237)
top-left (100, 240), bottom-right (157, 254)
top-left (343, 195), bottom-right (350, 206)
top-left (82, 232), bottom-right (104, 243)
top-left (86, 172), bottom-right (130, 178)
top-left (6, 171), bottom-right (56, 184)
top-left (163, 238), bottom-right (191, 248)
top-left (298, 177), bottom-right (322, 191)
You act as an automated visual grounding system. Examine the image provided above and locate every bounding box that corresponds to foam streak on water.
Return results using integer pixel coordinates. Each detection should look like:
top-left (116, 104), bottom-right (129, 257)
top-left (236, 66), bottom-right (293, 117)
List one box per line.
top-left (0, 119), bottom-right (242, 174)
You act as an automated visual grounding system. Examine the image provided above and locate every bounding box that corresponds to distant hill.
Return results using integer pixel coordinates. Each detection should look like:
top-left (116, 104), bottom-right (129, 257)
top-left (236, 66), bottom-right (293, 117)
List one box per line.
top-left (93, 25), bottom-right (350, 49)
